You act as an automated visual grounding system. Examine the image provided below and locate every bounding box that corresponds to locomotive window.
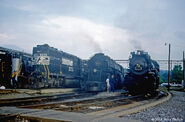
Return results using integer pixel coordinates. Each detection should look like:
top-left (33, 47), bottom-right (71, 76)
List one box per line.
top-left (137, 51), bottom-right (141, 55)
top-left (69, 67), bottom-right (74, 72)
top-left (40, 53), bottom-right (47, 56)
top-left (93, 68), bottom-right (97, 72)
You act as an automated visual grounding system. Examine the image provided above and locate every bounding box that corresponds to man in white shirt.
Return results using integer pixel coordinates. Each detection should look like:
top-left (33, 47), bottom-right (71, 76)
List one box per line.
top-left (106, 75), bottom-right (111, 92)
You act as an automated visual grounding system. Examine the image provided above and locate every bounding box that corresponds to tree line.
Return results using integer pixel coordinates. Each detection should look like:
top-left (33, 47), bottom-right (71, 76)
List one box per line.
top-left (160, 65), bottom-right (183, 84)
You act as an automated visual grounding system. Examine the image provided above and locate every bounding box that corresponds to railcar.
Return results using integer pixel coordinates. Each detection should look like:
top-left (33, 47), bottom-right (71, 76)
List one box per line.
top-left (124, 50), bottom-right (159, 94)
top-left (0, 47), bottom-right (32, 88)
top-left (83, 53), bottom-right (124, 92)
top-left (31, 44), bottom-right (83, 88)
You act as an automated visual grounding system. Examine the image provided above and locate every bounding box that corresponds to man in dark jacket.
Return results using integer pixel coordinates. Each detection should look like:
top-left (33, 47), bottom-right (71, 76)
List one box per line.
top-left (109, 74), bottom-right (115, 92)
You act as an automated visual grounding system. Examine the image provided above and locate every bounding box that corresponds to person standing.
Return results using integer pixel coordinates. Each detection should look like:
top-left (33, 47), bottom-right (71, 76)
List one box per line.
top-left (106, 75), bottom-right (111, 92)
top-left (110, 74), bottom-right (115, 92)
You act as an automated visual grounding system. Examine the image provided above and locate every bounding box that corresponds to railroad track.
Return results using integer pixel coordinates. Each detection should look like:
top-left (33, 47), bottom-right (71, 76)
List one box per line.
top-left (53, 94), bottom-right (144, 113)
top-left (0, 91), bottom-right (98, 107)
top-left (0, 91), bottom-right (168, 122)
top-left (18, 91), bottom-right (166, 114)
top-left (0, 90), bottom-right (165, 112)
top-left (18, 92), bottom-right (130, 109)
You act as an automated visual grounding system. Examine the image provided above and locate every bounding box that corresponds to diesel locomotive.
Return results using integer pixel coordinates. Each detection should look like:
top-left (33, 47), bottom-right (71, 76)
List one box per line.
top-left (0, 47), bottom-right (32, 88)
top-left (123, 50), bottom-right (160, 94)
top-left (83, 53), bottom-right (124, 92)
top-left (0, 45), bottom-right (84, 89)
top-left (31, 44), bottom-right (83, 88)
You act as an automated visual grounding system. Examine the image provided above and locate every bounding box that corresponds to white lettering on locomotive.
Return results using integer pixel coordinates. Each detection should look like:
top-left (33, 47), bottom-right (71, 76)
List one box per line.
top-left (34, 54), bottom-right (50, 65)
top-left (62, 58), bottom-right (73, 66)
top-left (0, 51), bottom-right (6, 54)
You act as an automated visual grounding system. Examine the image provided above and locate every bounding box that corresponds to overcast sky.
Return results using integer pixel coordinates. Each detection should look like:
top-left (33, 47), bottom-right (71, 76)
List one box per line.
top-left (0, 0), bottom-right (185, 60)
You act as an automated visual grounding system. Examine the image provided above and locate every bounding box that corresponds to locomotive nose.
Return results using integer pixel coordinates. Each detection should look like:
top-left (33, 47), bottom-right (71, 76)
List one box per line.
top-left (130, 56), bottom-right (148, 75)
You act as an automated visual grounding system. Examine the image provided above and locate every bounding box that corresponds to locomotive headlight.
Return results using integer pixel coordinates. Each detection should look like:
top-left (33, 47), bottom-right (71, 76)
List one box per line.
top-left (93, 69), bottom-right (97, 72)
top-left (135, 64), bottom-right (142, 71)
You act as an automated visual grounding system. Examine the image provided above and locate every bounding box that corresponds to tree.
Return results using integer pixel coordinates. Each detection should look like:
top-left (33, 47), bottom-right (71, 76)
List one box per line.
top-left (171, 65), bottom-right (183, 84)
top-left (159, 70), bottom-right (168, 83)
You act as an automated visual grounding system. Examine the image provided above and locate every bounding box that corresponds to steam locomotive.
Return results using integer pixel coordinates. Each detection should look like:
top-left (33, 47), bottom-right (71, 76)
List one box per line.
top-left (123, 50), bottom-right (159, 94)
top-left (83, 53), bottom-right (124, 92)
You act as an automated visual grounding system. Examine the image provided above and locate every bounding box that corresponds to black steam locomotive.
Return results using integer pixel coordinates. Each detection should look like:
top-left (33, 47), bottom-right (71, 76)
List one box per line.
top-left (31, 44), bottom-right (83, 88)
top-left (83, 53), bottom-right (124, 92)
top-left (123, 50), bottom-right (159, 94)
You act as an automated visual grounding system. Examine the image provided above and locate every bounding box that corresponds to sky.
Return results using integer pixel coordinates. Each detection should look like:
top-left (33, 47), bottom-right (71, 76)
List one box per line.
top-left (0, 0), bottom-right (185, 60)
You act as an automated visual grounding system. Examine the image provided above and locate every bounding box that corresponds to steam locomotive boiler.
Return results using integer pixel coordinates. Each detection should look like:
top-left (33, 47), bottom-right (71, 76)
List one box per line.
top-left (124, 50), bottom-right (159, 94)
top-left (83, 53), bottom-right (124, 92)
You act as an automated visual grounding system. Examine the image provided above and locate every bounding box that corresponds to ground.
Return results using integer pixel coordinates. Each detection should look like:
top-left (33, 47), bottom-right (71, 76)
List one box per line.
top-left (0, 89), bottom-right (184, 122)
top-left (123, 91), bottom-right (185, 122)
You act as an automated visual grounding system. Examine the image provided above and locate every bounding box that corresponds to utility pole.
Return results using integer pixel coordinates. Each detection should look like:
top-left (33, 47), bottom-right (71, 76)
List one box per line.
top-left (168, 44), bottom-right (171, 91)
top-left (183, 51), bottom-right (185, 89)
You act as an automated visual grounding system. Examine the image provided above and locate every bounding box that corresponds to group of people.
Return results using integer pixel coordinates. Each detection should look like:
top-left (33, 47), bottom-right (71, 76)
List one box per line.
top-left (106, 74), bottom-right (115, 92)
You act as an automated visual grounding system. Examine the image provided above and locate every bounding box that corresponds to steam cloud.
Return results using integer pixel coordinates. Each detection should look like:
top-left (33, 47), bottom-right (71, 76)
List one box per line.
top-left (83, 35), bottom-right (102, 53)
top-left (129, 40), bottom-right (142, 50)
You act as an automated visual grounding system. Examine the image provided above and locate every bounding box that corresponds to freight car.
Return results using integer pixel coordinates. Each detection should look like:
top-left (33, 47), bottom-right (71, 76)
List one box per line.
top-left (31, 44), bottom-right (83, 88)
top-left (83, 53), bottom-right (124, 92)
top-left (123, 50), bottom-right (159, 95)
top-left (0, 47), bottom-right (32, 88)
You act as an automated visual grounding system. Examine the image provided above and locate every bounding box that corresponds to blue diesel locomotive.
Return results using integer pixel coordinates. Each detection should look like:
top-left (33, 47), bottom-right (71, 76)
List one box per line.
top-left (31, 44), bottom-right (83, 88)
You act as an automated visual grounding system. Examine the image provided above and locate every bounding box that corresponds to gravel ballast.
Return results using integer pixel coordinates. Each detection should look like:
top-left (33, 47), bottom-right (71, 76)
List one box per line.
top-left (123, 91), bottom-right (185, 122)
